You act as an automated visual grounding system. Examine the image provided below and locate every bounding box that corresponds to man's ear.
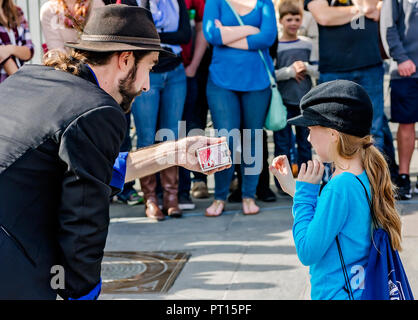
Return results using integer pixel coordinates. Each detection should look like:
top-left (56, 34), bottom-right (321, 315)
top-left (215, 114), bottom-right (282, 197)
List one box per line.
top-left (117, 51), bottom-right (134, 72)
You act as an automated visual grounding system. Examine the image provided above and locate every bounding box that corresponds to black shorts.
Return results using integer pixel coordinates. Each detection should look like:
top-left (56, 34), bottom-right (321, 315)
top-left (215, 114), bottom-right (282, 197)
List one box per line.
top-left (390, 78), bottom-right (418, 124)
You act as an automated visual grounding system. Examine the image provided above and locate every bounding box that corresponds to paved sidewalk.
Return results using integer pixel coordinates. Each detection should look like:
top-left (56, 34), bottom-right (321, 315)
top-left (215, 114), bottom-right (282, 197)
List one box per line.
top-left (101, 186), bottom-right (418, 300)
top-left (101, 79), bottom-right (418, 299)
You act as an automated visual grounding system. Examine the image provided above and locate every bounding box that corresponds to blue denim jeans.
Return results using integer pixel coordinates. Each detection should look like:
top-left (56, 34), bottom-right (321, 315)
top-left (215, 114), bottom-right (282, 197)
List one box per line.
top-left (273, 104), bottom-right (312, 189)
top-left (131, 64), bottom-right (187, 148)
top-left (319, 64), bottom-right (398, 179)
top-left (273, 104), bottom-right (312, 167)
top-left (206, 78), bottom-right (271, 200)
top-left (178, 76), bottom-right (209, 197)
top-left (319, 64), bottom-right (393, 153)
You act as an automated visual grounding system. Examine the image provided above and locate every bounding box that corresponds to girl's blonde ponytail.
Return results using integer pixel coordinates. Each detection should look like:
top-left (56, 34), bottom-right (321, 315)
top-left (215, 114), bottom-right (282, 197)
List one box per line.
top-left (363, 141), bottom-right (402, 251)
top-left (337, 133), bottom-right (402, 251)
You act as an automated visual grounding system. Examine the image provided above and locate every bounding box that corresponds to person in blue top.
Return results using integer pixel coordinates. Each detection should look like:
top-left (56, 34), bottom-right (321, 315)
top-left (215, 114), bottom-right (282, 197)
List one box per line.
top-left (269, 80), bottom-right (403, 300)
top-left (203, 0), bottom-right (277, 217)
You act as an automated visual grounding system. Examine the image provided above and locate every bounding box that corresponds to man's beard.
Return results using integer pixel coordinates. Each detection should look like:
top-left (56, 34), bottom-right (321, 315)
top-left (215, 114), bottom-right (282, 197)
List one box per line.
top-left (119, 64), bottom-right (142, 113)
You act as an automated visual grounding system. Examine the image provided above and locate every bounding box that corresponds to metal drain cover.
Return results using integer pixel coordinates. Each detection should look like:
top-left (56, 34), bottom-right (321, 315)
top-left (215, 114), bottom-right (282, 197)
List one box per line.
top-left (101, 251), bottom-right (190, 294)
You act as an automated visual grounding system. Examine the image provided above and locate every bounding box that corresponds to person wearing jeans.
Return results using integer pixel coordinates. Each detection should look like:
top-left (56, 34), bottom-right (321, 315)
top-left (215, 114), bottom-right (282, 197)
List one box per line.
top-left (178, 0), bottom-right (211, 209)
top-left (131, 0), bottom-right (191, 221)
top-left (305, 0), bottom-right (399, 183)
top-left (203, 0), bottom-right (277, 216)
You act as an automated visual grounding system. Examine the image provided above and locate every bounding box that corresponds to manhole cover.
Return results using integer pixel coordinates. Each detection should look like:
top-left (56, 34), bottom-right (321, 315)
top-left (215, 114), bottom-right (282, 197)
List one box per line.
top-left (101, 251), bottom-right (190, 294)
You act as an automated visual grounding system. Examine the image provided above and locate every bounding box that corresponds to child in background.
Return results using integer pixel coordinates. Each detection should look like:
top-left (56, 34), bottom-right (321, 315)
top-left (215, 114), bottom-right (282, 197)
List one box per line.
top-left (269, 80), bottom-right (403, 299)
top-left (273, 0), bottom-right (318, 191)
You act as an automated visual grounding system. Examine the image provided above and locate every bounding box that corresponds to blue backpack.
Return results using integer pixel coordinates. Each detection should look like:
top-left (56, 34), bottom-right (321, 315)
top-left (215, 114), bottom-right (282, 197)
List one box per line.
top-left (336, 177), bottom-right (414, 300)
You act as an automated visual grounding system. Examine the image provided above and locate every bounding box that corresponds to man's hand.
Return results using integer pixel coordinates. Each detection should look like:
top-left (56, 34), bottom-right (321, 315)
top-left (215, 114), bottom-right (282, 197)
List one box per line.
top-left (269, 155), bottom-right (296, 197)
top-left (176, 136), bottom-right (232, 175)
top-left (297, 159), bottom-right (324, 185)
top-left (398, 59), bottom-right (416, 77)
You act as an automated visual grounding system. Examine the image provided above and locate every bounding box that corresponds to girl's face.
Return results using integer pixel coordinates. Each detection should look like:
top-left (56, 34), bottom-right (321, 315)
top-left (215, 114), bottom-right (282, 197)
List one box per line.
top-left (307, 126), bottom-right (337, 163)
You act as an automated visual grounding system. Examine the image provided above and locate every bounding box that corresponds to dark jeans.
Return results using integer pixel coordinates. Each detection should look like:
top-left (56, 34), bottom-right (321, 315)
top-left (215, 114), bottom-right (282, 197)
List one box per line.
top-left (178, 71), bottom-right (209, 197)
top-left (319, 64), bottom-right (398, 179)
top-left (273, 104), bottom-right (312, 166)
top-left (273, 104), bottom-right (312, 189)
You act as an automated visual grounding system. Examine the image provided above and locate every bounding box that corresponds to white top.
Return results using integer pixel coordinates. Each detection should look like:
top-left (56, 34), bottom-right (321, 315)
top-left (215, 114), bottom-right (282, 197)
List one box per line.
top-left (40, 0), bottom-right (105, 53)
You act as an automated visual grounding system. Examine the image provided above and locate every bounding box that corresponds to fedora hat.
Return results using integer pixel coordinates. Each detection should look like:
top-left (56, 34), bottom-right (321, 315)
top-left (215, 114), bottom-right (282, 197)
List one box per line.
top-left (65, 4), bottom-right (175, 57)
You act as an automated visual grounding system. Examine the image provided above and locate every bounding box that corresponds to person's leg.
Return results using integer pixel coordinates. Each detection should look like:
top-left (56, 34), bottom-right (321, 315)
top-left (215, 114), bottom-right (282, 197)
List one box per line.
top-left (205, 77), bottom-right (241, 215)
top-left (256, 129), bottom-right (277, 202)
top-left (354, 65), bottom-right (386, 150)
top-left (291, 103), bottom-right (312, 167)
top-left (190, 60), bottom-right (210, 193)
top-left (357, 65), bottom-right (400, 183)
top-left (272, 105), bottom-right (298, 191)
top-left (398, 123), bottom-right (416, 174)
top-left (178, 76), bottom-right (198, 209)
top-left (391, 78), bottom-right (418, 199)
top-left (158, 64), bottom-right (187, 217)
top-left (240, 86), bottom-right (271, 214)
top-left (131, 72), bottom-right (165, 220)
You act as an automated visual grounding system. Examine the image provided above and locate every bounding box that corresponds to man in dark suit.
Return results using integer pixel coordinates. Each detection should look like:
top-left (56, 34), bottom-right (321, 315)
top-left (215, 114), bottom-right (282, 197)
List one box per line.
top-left (0, 4), bottom-right (226, 300)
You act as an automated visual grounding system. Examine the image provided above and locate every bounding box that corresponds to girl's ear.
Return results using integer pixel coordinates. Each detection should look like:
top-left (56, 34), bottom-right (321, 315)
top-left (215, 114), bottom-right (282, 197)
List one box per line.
top-left (329, 128), bottom-right (339, 143)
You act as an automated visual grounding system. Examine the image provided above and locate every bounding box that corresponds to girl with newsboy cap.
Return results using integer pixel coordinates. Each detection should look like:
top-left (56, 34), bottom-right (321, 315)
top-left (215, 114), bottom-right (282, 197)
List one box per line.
top-left (270, 80), bottom-right (403, 300)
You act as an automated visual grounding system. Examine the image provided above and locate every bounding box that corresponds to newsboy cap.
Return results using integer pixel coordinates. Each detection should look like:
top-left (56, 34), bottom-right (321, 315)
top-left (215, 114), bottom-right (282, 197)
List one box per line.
top-left (65, 4), bottom-right (174, 57)
top-left (287, 80), bottom-right (374, 137)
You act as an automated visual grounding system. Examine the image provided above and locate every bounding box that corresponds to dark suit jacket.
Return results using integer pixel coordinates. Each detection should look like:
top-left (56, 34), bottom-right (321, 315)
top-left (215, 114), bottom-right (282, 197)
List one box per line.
top-left (0, 64), bottom-right (126, 299)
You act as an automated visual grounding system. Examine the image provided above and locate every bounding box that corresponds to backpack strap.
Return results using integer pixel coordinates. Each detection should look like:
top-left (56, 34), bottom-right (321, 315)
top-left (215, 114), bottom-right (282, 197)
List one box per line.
top-left (335, 174), bottom-right (376, 300)
top-left (354, 176), bottom-right (379, 229)
top-left (336, 235), bottom-right (355, 300)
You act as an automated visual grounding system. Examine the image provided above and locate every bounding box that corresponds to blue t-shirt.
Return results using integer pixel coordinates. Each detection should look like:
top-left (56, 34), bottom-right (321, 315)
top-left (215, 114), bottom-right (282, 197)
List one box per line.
top-left (304, 0), bottom-right (382, 73)
top-left (292, 171), bottom-right (372, 300)
top-left (203, 0), bottom-right (277, 91)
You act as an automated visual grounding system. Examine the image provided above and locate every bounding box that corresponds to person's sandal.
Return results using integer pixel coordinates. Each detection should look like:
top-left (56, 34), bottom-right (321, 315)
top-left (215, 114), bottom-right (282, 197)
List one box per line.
top-left (242, 198), bottom-right (260, 215)
top-left (205, 200), bottom-right (225, 217)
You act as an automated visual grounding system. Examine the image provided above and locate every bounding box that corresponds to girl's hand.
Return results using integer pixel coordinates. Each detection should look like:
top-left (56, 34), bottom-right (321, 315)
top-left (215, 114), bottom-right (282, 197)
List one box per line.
top-left (297, 159), bottom-right (324, 185)
top-left (269, 155), bottom-right (296, 197)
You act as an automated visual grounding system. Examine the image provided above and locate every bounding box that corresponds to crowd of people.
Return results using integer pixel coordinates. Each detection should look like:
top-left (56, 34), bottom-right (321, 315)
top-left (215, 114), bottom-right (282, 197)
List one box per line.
top-left (1, 0), bottom-right (417, 221)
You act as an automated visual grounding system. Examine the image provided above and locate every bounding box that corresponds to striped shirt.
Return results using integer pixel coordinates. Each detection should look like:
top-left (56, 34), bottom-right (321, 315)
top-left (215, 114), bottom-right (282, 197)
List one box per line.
top-left (0, 7), bottom-right (34, 84)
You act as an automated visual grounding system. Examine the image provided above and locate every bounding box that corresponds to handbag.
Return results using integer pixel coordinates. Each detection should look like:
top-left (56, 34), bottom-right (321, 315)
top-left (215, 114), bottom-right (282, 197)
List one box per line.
top-left (336, 176), bottom-right (414, 300)
top-left (223, 0), bottom-right (287, 131)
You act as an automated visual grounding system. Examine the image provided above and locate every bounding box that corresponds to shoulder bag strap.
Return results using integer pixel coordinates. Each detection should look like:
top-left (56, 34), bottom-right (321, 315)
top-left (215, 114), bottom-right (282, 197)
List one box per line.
top-left (222, 0), bottom-right (276, 88)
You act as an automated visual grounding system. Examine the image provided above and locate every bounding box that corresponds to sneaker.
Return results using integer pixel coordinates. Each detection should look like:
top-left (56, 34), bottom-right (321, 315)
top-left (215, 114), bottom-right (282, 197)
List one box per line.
top-left (116, 189), bottom-right (144, 205)
top-left (178, 194), bottom-right (196, 210)
top-left (191, 181), bottom-right (210, 199)
top-left (395, 174), bottom-right (412, 200)
top-left (414, 179), bottom-right (418, 195)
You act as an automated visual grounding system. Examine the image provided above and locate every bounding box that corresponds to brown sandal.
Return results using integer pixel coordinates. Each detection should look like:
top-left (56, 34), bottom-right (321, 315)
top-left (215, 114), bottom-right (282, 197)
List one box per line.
top-left (205, 200), bottom-right (225, 217)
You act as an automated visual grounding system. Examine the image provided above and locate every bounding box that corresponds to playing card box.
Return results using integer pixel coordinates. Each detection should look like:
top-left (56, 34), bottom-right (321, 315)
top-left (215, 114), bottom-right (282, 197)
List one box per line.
top-left (196, 141), bottom-right (232, 172)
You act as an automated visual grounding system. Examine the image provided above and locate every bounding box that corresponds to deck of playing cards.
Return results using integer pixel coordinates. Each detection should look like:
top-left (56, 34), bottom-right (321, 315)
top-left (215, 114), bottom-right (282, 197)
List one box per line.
top-left (196, 141), bottom-right (232, 172)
